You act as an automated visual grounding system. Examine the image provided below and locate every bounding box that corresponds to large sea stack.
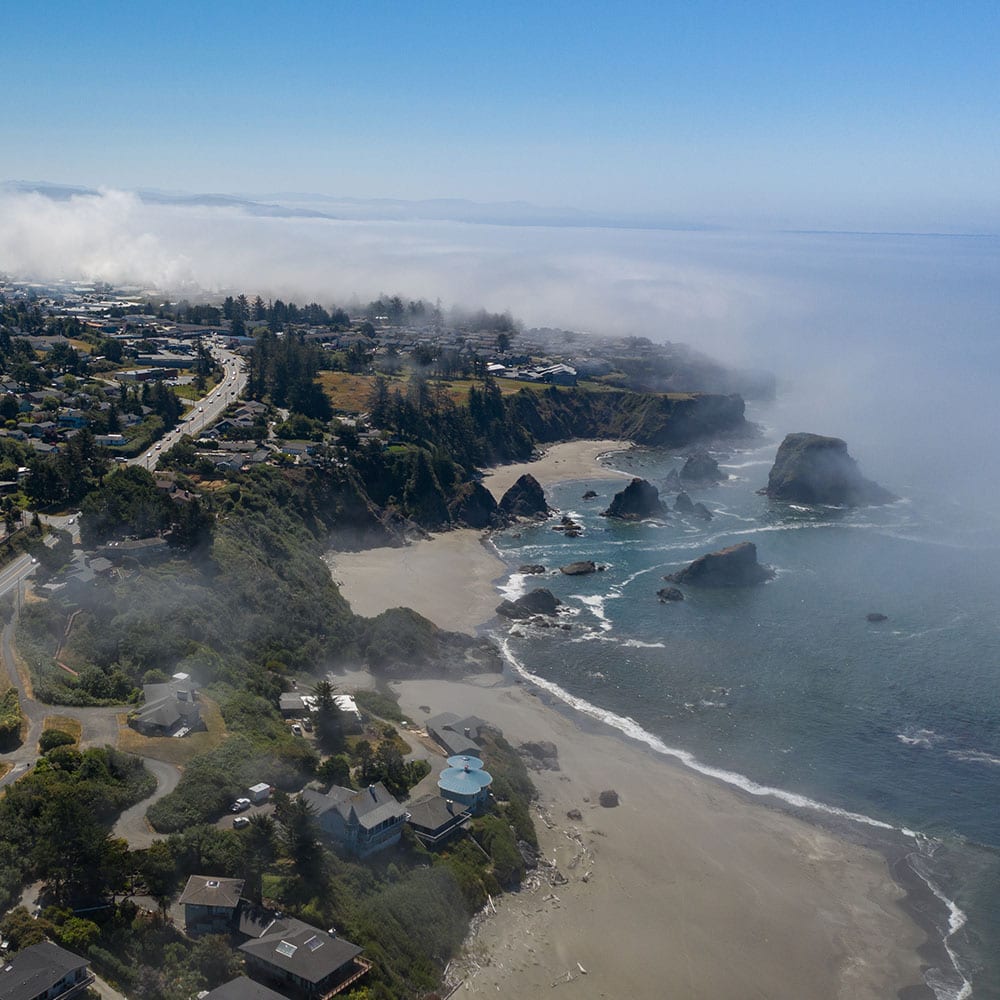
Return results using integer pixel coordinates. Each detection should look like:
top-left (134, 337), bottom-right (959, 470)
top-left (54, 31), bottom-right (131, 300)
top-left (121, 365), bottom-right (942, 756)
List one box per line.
top-left (765, 433), bottom-right (896, 506)
top-left (496, 588), bottom-right (562, 619)
top-left (498, 474), bottom-right (551, 520)
top-left (601, 478), bottom-right (666, 520)
top-left (681, 450), bottom-right (723, 483)
top-left (666, 542), bottom-right (775, 587)
top-left (448, 481), bottom-right (500, 529)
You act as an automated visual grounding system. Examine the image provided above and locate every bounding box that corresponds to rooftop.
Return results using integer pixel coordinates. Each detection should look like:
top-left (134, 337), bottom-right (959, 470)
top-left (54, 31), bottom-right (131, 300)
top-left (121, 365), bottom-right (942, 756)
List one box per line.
top-left (178, 875), bottom-right (245, 909)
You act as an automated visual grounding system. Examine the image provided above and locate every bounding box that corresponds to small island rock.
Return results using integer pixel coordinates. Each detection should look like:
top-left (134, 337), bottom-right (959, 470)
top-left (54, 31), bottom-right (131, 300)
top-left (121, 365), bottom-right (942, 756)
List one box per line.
top-left (560, 560), bottom-right (597, 576)
top-left (692, 502), bottom-right (713, 520)
top-left (657, 586), bottom-right (685, 602)
top-left (496, 587), bottom-right (562, 619)
top-left (674, 491), bottom-right (695, 513)
top-left (518, 564), bottom-right (546, 575)
top-left (665, 541), bottom-right (775, 587)
top-left (682, 450), bottom-right (723, 483)
top-left (866, 612), bottom-right (889, 622)
top-left (582, 490), bottom-right (598, 499)
top-left (765, 433), bottom-right (896, 506)
top-left (498, 473), bottom-right (551, 521)
top-left (601, 478), bottom-right (666, 520)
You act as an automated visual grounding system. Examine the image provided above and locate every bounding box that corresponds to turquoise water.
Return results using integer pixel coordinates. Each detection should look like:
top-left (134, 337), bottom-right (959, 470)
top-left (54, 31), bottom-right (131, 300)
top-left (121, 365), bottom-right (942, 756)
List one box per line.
top-left (490, 421), bottom-right (1000, 998)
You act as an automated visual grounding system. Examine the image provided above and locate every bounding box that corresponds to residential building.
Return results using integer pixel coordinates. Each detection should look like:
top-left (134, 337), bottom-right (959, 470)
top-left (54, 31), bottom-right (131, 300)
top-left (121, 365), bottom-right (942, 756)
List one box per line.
top-left (300, 782), bottom-right (407, 857)
top-left (405, 794), bottom-right (471, 846)
top-left (201, 977), bottom-right (288, 1000)
top-left (178, 875), bottom-right (246, 935)
top-left (131, 675), bottom-right (202, 736)
top-left (0, 940), bottom-right (93, 1000)
top-left (424, 712), bottom-right (491, 757)
top-left (240, 919), bottom-right (369, 999)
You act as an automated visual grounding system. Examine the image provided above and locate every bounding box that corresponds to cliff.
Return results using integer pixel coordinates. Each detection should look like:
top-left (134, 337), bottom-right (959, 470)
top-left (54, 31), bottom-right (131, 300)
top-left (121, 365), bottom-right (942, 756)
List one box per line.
top-left (765, 433), bottom-right (896, 506)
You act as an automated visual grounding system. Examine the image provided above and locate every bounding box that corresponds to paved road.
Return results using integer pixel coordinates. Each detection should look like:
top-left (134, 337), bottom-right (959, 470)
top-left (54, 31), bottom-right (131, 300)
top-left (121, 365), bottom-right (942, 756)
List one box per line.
top-left (112, 757), bottom-right (181, 848)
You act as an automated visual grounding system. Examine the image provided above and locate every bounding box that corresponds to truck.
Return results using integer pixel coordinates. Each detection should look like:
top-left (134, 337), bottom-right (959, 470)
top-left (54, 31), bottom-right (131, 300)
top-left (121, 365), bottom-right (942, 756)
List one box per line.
top-left (248, 782), bottom-right (272, 804)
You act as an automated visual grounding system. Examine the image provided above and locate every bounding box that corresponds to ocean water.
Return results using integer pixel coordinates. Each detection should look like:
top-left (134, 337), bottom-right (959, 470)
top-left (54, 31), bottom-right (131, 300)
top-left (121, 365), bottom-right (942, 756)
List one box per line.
top-left (489, 424), bottom-right (1000, 999)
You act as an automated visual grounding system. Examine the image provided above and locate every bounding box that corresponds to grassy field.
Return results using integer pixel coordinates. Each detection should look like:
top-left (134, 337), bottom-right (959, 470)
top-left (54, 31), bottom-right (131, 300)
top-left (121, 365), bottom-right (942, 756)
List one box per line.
top-left (318, 371), bottom-right (623, 413)
top-left (41, 715), bottom-right (82, 745)
top-left (116, 695), bottom-right (227, 765)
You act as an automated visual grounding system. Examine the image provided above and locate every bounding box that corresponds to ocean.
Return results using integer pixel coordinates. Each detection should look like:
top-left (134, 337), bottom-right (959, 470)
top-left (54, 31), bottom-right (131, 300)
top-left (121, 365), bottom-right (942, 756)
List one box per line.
top-left (481, 229), bottom-right (1000, 999)
top-left (489, 428), bottom-right (1000, 998)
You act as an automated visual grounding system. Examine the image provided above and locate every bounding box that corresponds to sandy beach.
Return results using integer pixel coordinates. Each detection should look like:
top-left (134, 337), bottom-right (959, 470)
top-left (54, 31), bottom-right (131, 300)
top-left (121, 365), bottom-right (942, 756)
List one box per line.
top-left (329, 439), bottom-right (929, 999)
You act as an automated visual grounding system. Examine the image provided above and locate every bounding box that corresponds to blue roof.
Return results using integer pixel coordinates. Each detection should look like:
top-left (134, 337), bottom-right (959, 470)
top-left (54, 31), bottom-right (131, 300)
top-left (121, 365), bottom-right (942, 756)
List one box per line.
top-left (439, 764), bottom-right (493, 795)
top-left (446, 754), bottom-right (484, 770)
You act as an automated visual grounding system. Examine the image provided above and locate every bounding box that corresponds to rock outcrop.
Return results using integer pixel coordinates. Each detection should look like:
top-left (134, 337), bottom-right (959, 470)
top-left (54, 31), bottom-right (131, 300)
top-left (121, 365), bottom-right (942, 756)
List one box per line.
top-left (692, 502), bottom-right (713, 521)
top-left (674, 491), bottom-right (695, 513)
top-left (519, 740), bottom-right (560, 771)
top-left (448, 480), bottom-right (500, 529)
top-left (682, 450), bottom-right (723, 483)
top-left (560, 560), bottom-right (598, 576)
top-left (518, 564), bottom-right (546, 575)
top-left (498, 473), bottom-right (551, 521)
top-left (665, 542), bottom-right (775, 587)
top-left (866, 612), bottom-right (889, 622)
top-left (601, 478), bottom-right (666, 520)
top-left (496, 587), bottom-right (562, 619)
top-left (657, 586), bottom-right (685, 602)
top-left (764, 433), bottom-right (896, 506)
top-left (582, 490), bottom-right (598, 499)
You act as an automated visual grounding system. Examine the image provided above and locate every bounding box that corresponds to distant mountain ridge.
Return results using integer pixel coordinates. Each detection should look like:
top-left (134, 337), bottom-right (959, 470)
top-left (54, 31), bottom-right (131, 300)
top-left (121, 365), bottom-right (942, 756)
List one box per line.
top-left (1, 179), bottom-right (718, 231)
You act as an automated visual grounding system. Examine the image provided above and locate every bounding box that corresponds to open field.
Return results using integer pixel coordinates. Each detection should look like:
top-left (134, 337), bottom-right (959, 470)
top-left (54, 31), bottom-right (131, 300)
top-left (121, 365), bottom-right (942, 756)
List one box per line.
top-left (116, 695), bottom-right (227, 765)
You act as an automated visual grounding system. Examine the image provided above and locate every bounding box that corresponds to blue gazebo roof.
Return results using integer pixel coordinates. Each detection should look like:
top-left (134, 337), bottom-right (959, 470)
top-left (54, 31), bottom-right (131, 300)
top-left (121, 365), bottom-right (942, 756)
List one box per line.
top-left (446, 755), bottom-right (484, 770)
top-left (439, 763), bottom-right (493, 797)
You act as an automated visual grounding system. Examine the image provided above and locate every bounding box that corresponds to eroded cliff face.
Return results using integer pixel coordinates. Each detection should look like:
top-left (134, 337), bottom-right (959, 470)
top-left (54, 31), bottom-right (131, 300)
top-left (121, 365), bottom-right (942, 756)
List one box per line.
top-left (765, 433), bottom-right (896, 506)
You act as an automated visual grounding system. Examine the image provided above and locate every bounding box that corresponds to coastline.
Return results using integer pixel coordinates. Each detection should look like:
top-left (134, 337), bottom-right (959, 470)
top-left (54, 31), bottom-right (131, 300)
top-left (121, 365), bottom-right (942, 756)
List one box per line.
top-left (328, 438), bottom-right (931, 999)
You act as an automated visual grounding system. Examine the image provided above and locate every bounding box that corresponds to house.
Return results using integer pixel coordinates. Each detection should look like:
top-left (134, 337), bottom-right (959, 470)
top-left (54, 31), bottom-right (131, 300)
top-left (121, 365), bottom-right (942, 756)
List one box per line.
top-left (240, 918), bottom-right (370, 999)
top-left (131, 675), bottom-right (202, 736)
top-left (279, 692), bottom-right (308, 718)
top-left (424, 712), bottom-right (492, 757)
top-left (201, 977), bottom-right (288, 1000)
top-left (300, 782), bottom-right (407, 858)
top-left (405, 794), bottom-right (471, 846)
top-left (0, 940), bottom-right (93, 1000)
top-left (178, 875), bottom-right (245, 935)
top-left (96, 536), bottom-right (169, 562)
top-left (437, 755), bottom-right (493, 814)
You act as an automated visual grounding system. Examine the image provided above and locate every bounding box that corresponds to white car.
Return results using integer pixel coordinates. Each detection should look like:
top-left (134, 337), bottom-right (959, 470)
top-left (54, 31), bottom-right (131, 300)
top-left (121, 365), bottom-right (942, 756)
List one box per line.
top-left (231, 798), bottom-right (252, 813)
top-left (233, 816), bottom-right (250, 829)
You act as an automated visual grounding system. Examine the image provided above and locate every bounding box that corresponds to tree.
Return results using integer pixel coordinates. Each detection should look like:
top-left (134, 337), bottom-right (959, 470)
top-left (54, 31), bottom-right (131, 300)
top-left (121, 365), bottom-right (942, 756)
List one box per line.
top-left (496, 331), bottom-right (511, 353)
top-left (138, 841), bottom-right (176, 916)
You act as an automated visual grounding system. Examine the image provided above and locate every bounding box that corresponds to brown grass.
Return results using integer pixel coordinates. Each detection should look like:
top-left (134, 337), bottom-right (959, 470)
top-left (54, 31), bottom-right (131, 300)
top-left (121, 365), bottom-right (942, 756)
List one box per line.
top-left (116, 695), bottom-right (227, 765)
top-left (0, 761), bottom-right (11, 781)
top-left (41, 715), bottom-right (82, 744)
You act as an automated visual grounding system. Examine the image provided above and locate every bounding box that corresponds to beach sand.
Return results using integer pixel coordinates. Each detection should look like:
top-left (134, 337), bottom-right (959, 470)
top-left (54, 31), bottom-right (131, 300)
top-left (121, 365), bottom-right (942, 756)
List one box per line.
top-left (328, 439), bottom-right (929, 999)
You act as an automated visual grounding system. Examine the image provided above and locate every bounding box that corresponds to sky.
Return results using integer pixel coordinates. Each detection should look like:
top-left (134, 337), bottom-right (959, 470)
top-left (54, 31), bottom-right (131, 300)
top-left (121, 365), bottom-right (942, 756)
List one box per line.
top-left (3, 0), bottom-right (998, 230)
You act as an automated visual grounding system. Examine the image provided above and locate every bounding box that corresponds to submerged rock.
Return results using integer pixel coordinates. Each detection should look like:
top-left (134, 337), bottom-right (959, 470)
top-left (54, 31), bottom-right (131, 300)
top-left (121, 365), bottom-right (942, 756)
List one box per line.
top-left (495, 587), bottom-right (562, 619)
top-left (764, 433), bottom-right (896, 506)
top-left (666, 541), bottom-right (775, 587)
top-left (866, 612), bottom-right (889, 622)
top-left (498, 473), bottom-right (551, 521)
top-left (601, 478), bottom-right (666, 520)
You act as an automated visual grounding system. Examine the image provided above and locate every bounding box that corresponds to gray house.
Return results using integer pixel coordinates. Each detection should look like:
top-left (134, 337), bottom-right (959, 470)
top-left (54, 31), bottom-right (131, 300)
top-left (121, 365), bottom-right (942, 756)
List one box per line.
top-left (131, 676), bottom-right (202, 736)
top-left (178, 875), bottom-right (245, 935)
top-left (424, 712), bottom-right (492, 757)
top-left (300, 782), bottom-right (407, 858)
top-left (0, 940), bottom-right (93, 1000)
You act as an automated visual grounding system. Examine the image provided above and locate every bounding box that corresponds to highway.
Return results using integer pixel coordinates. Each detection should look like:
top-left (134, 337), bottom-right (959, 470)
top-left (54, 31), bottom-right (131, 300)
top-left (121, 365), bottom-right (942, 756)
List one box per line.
top-left (130, 344), bottom-right (247, 472)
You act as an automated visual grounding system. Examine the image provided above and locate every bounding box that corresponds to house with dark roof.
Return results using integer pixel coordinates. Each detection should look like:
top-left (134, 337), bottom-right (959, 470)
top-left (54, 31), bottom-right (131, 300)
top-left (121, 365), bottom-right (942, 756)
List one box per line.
top-left (300, 782), bottom-right (407, 858)
top-left (424, 712), bottom-right (491, 757)
top-left (201, 976), bottom-right (288, 1000)
top-left (131, 676), bottom-right (202, 736)
top-left (178, 874), bottom-right (245, 935)
top-left (405, 793), bottom-right (471, 846)
top-left (0, 940), bottom-right (93, 1000)
top-left (240, 918), bottom-right (370, 999)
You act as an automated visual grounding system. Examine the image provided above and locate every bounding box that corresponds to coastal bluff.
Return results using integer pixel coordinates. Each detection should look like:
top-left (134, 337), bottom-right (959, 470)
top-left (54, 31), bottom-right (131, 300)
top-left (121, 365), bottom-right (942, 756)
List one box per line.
top-left (764, 433), bottom-right (896, 506)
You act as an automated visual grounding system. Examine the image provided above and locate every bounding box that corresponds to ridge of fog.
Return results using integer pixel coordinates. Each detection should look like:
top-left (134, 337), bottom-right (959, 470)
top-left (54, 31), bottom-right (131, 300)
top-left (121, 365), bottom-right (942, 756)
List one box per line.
top-left (2, 188), bottom-right (998, 512)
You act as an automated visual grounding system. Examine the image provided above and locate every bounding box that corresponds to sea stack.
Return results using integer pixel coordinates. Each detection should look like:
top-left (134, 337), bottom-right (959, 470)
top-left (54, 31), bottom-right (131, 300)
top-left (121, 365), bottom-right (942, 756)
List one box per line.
top-left (764, 433), bottom-right (896, 506)
top-left (601, 478), bottom-right (666, 520)
top-left (498, 474), bottom-right (551, 520)
top-left (666, 542), bottom-right (775, 587)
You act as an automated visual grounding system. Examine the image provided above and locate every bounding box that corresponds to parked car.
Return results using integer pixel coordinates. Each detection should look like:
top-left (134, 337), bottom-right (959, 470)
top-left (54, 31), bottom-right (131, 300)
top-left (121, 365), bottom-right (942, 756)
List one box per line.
top-left (233, 816), bottom-right (250, 829)
top-left (291, 724), bottom-right (303, 736)
top-left (230, 797), bottom-right (251, 813)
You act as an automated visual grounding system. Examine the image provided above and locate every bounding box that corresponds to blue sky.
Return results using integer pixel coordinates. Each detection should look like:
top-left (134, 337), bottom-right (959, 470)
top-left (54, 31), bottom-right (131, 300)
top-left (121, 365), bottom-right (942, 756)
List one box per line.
top-left (4, 0), bottom-right (998, 228)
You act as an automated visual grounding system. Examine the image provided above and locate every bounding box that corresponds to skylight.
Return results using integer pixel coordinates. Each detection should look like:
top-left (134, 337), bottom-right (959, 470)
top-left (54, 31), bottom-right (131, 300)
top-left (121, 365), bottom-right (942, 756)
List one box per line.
top-left (276, 941), bottom-right (297, 958)
top-left (305, 934), bottom-right (324, 951)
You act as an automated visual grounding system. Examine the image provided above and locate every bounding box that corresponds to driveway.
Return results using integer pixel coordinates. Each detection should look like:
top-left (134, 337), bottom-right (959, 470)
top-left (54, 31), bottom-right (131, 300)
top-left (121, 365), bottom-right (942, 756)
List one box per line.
top-left (111, 757), bottom-right (182, 849)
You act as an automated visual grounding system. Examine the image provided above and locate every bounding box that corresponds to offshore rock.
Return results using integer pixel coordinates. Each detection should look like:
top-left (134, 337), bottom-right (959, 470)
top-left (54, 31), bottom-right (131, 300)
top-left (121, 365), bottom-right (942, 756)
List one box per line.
top-left (674, 491), bottom-right (695, 513)
top-left (664, 468), bottom-right (683, 491)
top-left (498, 473), bottom-right (551, 521)
top-left (601, 478), bottom-right (666, 520)
top-left (682, 450), bottom-right (723, 482)
top-left (867, 612), bottom-right (889, 622)
top-left (560, 560), bottom-right (598, 576)
top-left (657, 586), bottom-right (685, 602)
top-left (765, 433), bottom-right (897, 506)
top-left (692, 502), bottom-right (713, 520)
top-left (448, 480), bottom-right (500, 529)
top-left (496, 587), bottom-right (562, 619)
top-left (519, 564), bottom-right (546, 574)
top-left (666, 541), bottom-right (775, 587)
top-left (582, 490), bottom-right (598, 499)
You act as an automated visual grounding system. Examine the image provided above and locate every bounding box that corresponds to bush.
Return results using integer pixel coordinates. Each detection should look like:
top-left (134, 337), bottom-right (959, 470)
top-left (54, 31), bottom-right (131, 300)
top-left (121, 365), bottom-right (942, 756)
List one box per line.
top-left (0, 688), bottom-right (21, 746)
top-left (40, 729), bottom-right (77, 753)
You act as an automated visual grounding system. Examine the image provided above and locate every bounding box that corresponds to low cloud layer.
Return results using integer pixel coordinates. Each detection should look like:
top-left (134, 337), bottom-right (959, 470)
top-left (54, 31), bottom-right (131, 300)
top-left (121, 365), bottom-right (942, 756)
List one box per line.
top-left (2, 188), bottom-right (997, 503)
